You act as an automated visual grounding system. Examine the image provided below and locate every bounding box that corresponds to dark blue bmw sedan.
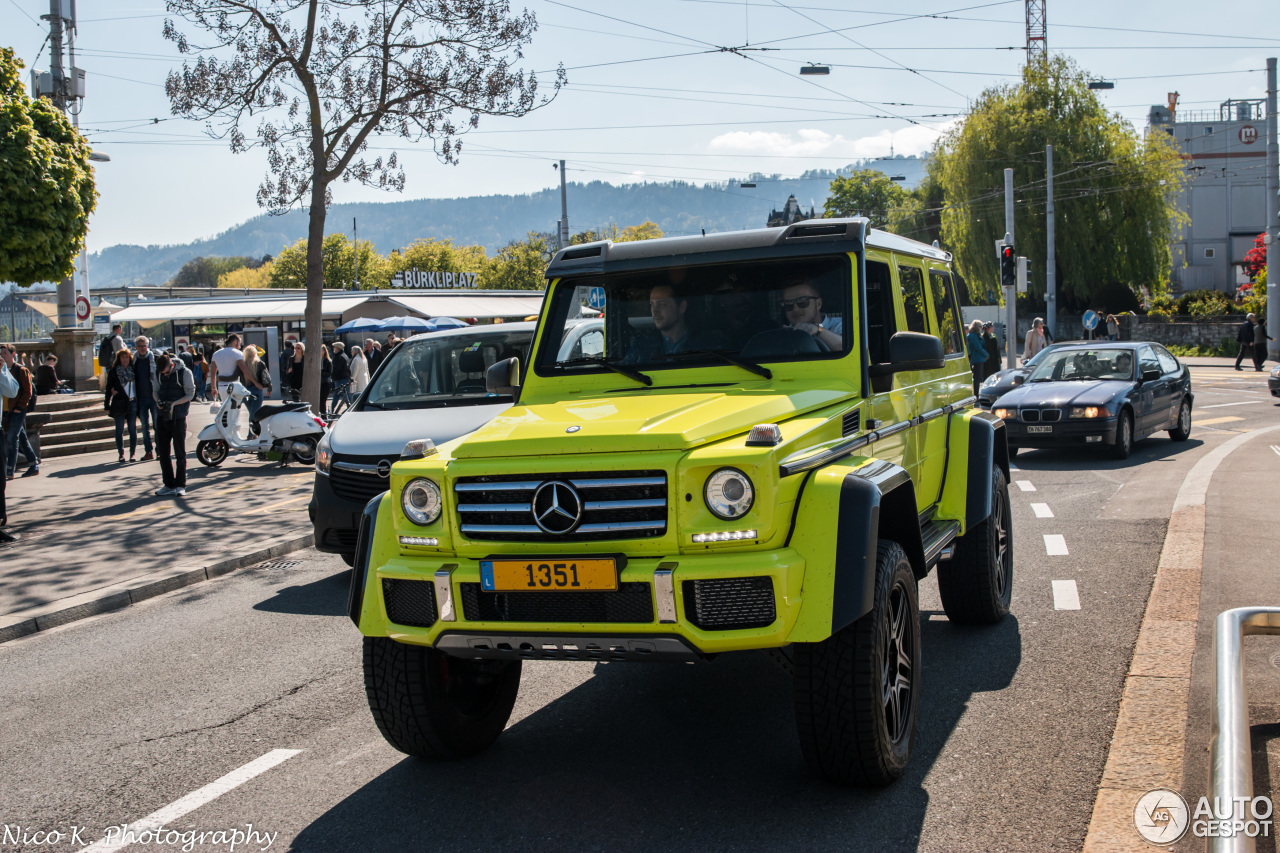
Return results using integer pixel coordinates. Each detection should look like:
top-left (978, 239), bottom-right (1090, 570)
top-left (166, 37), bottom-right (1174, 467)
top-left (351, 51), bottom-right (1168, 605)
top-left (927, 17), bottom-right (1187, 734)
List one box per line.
top-left (989, 342), bottom-right (1193, 459)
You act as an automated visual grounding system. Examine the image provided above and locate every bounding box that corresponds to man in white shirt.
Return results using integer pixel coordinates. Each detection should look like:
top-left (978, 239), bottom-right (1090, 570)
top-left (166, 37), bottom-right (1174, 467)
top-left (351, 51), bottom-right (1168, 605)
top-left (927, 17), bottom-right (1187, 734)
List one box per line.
top-left (209, 333), bottom-right (247, 401)
top-left (781, 281), bottom-right (842, 350)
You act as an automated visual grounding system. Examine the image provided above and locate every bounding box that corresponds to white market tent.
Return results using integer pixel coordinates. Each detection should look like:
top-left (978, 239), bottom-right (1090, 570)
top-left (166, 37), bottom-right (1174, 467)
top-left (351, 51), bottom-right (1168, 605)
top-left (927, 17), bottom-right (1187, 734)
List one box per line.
top-left (109, 290), bottom-right (544, 325)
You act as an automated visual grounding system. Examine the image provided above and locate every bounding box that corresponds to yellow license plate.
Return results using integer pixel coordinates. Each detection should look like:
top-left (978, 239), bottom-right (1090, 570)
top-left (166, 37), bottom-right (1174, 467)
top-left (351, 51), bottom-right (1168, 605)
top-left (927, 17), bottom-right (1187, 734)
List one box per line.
top-left (479, 558), bottom-right (618, 592)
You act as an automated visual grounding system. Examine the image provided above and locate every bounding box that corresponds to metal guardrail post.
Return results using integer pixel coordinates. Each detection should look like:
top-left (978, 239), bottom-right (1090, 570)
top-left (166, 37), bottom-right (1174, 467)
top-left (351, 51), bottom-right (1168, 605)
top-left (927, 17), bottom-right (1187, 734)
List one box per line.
top-left (1210, 607), bottom-right (1280, 853)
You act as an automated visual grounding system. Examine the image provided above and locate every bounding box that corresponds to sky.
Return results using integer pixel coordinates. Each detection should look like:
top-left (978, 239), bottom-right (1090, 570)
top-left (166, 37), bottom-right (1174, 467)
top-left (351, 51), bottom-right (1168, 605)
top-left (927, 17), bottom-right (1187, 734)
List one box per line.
top-left (2, 0), bottom-right (1278, 253)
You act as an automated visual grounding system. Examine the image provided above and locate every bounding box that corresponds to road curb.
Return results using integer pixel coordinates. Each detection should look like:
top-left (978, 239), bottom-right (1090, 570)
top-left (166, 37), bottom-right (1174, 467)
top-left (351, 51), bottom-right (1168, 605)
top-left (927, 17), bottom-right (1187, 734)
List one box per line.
top-left (1082, 425), bottom-right (1280, 852)
top-left (0, 530), bottom-right (315, 646)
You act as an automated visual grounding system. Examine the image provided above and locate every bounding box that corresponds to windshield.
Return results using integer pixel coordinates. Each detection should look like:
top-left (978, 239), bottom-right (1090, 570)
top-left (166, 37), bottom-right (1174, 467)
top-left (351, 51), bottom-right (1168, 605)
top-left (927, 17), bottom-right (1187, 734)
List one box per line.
top-left (361, 329), bottom-right (533, 410)
top-left (1028, 348), bottom-right (1134, 382)
top-left (535, 255), bottom-right (852, 380)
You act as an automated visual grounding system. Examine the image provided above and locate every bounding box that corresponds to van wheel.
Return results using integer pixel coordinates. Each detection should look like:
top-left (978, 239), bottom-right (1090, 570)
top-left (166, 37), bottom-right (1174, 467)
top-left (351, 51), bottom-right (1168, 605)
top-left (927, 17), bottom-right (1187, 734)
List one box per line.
top-left (363, 637), bottom-right (521, 759)
top-left (196, 440), bottom-right (228, 467)
top-left (793, 540), bottom-right (920, 786)
top-left (937, 465), bottom-right (1013, 625)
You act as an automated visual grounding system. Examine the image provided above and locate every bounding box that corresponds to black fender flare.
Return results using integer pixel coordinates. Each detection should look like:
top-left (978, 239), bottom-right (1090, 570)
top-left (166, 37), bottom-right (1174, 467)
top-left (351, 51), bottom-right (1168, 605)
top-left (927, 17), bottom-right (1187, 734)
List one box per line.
top-left (965, 411), bottom-right (1009, 530)
top-left (831, 460), bottom-right (926, 634)
top-left (347, 493), bottom-right (384, 626)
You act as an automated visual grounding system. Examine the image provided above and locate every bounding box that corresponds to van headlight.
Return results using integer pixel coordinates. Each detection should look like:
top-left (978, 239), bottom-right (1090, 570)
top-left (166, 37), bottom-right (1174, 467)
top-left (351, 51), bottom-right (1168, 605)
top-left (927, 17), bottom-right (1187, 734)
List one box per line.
top-left (705, 468), bottom-right (754, 519)
top-left (401, 478), bottom-right (442, 526)
top-left (316, 432), bottom-right (333, 474)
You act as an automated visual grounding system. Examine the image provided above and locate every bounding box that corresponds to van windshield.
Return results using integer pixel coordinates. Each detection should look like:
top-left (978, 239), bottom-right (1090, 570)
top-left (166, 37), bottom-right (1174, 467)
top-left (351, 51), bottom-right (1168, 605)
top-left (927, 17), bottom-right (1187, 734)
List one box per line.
top-left (360, 329), bottom-right (533, 410)
top-left (536, 254), bottom-right (851, 380)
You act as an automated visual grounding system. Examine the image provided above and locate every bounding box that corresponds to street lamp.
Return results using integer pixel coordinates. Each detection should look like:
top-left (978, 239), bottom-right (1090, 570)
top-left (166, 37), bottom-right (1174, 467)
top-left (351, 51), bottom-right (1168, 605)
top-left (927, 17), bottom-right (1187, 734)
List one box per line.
top-left (1087, 80), bottom-right (1115, 90)
top-left (800, 64), bottom-right (830, 75)
top-left (740, 182), bottom-right (757, 188)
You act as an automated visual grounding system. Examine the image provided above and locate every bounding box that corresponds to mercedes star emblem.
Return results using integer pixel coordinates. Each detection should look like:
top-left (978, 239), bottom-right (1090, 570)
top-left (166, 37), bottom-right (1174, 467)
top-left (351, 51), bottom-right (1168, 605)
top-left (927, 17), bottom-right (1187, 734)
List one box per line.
top-left (531, 481), bottom-right (583, 534)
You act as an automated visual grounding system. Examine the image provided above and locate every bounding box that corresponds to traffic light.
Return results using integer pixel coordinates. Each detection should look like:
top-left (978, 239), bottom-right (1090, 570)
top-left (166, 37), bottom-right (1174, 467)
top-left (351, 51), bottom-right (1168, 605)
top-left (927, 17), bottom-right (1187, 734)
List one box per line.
top-left (1000, 244), bottom-right (1016, 289)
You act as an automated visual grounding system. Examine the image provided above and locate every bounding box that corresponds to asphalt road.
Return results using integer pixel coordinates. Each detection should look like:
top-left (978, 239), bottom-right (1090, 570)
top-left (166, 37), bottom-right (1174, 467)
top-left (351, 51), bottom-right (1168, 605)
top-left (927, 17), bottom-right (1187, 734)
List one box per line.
top-left (0, 364), bottom-right (1274, 853)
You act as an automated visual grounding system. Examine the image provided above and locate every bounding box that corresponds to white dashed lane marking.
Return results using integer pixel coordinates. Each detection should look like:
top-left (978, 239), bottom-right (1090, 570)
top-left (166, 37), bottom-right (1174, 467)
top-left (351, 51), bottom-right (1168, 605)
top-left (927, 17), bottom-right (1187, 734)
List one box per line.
top-left (1016, 480), bottom-right (1036, 492)
top-left (1031, 503), bottom-right (1054, 518)
top-left (82, 749), bottom-right (302, 852)
top-left (1052, 580), bottom-right (1081, 610)
top-left (1200, 400), bottom-right (1264, 409)
top-left (1272, 445), bottom-right (1280, 458)
top-left (1044, 534), bottom-right (1069, 556)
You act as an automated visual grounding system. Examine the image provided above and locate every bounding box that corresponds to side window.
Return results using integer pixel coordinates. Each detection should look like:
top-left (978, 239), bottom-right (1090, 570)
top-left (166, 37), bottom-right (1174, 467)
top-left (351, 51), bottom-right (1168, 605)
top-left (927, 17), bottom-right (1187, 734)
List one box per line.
top-left (1138, 346), bottom-right (1161, 377)
top-left (864, 259), bottom-right (895, 363)
top-left (897, 264), bottom-right (929, 335)
top-left (1155, 346), bottom-right (1180, 376)
top-left (929, 270), bottom-right (964, 355)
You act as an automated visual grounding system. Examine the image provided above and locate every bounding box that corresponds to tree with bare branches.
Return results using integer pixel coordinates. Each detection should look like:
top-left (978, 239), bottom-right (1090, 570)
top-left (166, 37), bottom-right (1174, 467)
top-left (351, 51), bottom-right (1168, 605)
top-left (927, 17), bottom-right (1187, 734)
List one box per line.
top-left (163, 0), bottom-right (562, 405)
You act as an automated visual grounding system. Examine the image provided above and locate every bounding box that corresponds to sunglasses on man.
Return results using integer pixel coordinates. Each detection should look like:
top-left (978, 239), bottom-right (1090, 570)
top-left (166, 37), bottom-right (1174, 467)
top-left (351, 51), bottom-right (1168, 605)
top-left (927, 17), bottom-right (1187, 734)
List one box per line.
top-left (779, 296), bottom-right (816, 312)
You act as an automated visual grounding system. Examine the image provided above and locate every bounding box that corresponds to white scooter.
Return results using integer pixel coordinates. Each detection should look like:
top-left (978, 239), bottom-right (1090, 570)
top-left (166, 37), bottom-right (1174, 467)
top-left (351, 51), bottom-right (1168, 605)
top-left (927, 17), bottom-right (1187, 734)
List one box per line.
top-left (195, 381), bottom-right (326, 468)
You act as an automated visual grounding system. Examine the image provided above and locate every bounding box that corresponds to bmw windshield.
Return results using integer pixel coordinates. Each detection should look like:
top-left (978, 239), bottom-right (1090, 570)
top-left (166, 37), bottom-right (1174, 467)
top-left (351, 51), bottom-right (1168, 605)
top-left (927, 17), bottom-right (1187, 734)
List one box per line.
top-left (535, 254), bottom-right (852, 381)
top-left (1027, 348), bottom-right (1135, 383)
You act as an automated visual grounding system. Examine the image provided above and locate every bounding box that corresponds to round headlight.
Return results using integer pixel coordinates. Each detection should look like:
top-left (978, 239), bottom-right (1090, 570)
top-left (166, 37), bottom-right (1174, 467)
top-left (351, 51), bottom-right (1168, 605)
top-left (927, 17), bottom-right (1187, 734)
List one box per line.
top-left (401, 478), bottom-right (442, 526)
top-left (704, 468), bottom-right (754, 519)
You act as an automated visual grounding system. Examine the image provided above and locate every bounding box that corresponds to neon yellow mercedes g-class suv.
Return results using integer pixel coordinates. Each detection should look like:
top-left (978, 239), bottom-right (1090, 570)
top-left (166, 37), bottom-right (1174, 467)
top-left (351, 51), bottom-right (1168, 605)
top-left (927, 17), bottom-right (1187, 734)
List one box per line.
top-left (349, 218), bottom-right (1012, 786)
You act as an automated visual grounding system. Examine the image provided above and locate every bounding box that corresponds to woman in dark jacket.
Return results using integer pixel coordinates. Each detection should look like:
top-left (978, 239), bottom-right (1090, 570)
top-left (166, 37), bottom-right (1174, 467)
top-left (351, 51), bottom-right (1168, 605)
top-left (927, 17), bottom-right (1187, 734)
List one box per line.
top-left (319, 344), bottom-right (333, 417)
top-left (104, 348), bottom-right (139, 462)
top-left (287, 342), bottom-right (305, 402)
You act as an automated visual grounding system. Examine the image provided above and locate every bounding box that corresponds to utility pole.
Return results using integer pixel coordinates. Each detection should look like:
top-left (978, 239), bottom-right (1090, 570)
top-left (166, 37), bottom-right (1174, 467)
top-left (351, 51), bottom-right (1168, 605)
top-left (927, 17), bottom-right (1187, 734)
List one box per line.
top-left (1004, 168), bottom-right (1016, 368)
top-left (353, 217), bottom-right (359, 291)
top-left (558, 160), bottom-right (569, 249)
top-left (1046, 144), bottom-right (1056, 340)
top-left (1267, 58), bottom-right (1279, 362)
top-left (1025, 0), bottom-right (1047, 66)
top-left (43, 0), bottom-right (77, 329)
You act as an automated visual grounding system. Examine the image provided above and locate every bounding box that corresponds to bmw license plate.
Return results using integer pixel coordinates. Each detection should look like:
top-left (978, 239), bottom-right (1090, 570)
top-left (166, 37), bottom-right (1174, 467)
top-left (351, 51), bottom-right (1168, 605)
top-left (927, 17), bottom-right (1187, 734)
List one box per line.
top-left (480, 558), bottom-right (618, 592)
top-left (1026, 425), bottom-right (1053, 434)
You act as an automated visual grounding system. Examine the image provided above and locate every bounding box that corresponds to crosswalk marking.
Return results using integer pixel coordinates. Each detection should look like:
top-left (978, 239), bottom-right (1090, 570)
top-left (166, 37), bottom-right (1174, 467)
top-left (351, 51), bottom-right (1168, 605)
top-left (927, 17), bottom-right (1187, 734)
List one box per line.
top-left (1044, 534), bottom-right (1069, 556)
top-left (1031, 503), bottom-right (1054, 518)
top-left (1016, 480), bottom-right (1036, 492)
top-left (1052, 580), bottom-right (1081, 610)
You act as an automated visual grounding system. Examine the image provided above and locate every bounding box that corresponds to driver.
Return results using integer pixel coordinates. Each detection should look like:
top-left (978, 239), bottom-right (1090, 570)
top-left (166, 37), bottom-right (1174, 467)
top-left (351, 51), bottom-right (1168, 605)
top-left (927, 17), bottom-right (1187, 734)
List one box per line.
top-left (781, 280), bottom-right (842, 350)
top-left (1113, 351), bottom-right (1133, 378)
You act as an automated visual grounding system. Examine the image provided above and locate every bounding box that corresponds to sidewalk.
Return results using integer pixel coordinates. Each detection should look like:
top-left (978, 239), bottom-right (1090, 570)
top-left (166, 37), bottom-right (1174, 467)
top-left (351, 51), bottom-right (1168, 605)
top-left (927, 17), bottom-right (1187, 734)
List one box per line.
top-left (0, 404), bottom-right (316, 642)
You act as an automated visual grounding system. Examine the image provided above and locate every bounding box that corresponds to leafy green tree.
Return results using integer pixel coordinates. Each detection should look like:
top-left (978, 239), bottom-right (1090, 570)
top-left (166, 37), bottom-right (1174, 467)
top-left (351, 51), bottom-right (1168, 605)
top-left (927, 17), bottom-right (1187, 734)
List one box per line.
top-left (0, 48), bottom-right (97, 286)
top-left (930, 55), bottom-right (1186, 305)
top-left (618, 221), bottom-right (663, 242)
top-left (217, 262), bottom-right (275, 289)
top-left (168, 255), bottom-right (261, 287)
top-left (480, 232), bottom-right (549, 290)
top-left (163, 0), bottom-right (562, 406)
top-left (822, 170), bottom-right (919, 231)
top-left (269, 234), bottom-right (388, 290)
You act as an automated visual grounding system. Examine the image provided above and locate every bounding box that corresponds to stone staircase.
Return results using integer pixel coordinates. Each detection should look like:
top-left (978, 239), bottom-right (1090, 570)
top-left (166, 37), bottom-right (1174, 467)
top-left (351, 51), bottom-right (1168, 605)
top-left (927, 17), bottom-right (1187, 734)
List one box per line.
top-left (26, 392), bottom-right (116, 460)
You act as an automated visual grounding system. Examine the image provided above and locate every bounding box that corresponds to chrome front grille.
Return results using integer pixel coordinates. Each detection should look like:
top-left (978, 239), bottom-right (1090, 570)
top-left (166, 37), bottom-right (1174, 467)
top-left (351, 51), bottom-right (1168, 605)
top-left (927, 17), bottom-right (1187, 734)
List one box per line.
top-left (330, 454), bottom-right (394, 504)
top-left (454, 470), bottom-right (668, 542)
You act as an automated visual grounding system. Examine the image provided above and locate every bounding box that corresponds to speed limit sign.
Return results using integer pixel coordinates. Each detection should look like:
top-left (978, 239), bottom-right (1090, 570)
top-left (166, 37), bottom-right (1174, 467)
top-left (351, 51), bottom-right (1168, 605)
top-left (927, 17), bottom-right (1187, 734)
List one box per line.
top-left (75, 295), bottom-right (90, 321)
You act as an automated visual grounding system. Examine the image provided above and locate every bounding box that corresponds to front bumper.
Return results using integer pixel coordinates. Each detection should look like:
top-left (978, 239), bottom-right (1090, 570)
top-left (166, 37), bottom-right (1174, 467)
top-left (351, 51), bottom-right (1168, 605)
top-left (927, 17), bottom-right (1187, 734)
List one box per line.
top-left (1269, 376), bottom-right (1280, 398)
top-left (354, 545), bottom-right (808, 659)
top-left (1004, 415), bottom-right (1119, 447)
top-left (311, 472), bottom-right (383, 556)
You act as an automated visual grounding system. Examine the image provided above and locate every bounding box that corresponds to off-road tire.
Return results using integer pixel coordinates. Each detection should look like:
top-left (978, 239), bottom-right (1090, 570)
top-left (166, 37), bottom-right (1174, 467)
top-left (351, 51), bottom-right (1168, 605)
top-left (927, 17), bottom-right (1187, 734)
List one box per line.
top-left (1169, 399), bottom-right (1192, 442)
top-left (363, 637), bottom-right (521, 760)
top-left (792, 540), bottom-right (920, 786)
top-left (196, 439), bottom-right (228, 467)
top-left (1112, 410), bottom-right (1134, 459)
top-left (937, 465), bottom-right (1013, 625)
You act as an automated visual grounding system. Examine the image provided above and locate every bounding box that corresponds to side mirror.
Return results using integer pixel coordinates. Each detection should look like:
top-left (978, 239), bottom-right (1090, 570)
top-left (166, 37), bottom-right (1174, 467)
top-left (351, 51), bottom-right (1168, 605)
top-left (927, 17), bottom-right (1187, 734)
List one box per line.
top-left (1011, 374), bottom-right (1026, 387)
top-left (486, 356), bottom-right (521, 396)
top-left (1141, 368), bottom-right (1161, 383)
top-left (887, 332), bottom-right (945, 373)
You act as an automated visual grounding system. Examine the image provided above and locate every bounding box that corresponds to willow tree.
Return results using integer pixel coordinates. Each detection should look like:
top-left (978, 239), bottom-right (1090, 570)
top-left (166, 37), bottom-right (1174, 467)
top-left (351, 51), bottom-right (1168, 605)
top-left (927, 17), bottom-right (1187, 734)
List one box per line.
top-left (931, 55), bottom-right (1186, 305)
top-left (163, 0), bottom-right (562, 405)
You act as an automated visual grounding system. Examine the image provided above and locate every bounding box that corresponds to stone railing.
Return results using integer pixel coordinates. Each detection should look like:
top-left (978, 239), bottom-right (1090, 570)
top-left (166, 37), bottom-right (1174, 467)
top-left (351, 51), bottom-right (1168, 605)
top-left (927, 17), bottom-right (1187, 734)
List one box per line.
top-left (12, 339), bottom-right (57, 369)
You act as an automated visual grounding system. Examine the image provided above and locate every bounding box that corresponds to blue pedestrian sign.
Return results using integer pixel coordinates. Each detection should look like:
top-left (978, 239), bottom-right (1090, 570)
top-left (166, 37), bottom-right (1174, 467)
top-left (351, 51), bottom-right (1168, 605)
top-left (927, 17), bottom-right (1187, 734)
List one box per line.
top-left (1082, 310), bottom-right (1099, 331)
top-left (587, 287), bottom-right (606, 310)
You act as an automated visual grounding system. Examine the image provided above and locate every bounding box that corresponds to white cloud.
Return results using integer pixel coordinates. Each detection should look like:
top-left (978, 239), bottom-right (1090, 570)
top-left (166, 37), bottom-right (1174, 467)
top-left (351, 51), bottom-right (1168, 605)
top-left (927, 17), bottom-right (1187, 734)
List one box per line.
top-left (707, 123), bottom-right (956, 160)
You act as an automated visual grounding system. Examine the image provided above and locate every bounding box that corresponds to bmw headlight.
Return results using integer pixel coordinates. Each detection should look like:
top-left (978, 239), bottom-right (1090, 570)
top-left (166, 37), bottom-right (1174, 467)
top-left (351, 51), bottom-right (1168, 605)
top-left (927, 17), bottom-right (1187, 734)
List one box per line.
top-left (994, 407), bottom-right (1013, 420)
top-left (705, 468), bottom-right (754, 519)
top-left (316, 432), bottom-right (333, 474)
top-left (1070, 406), bottom-right (1102, 419)
top-left (401, 478), bottom-right (442, 526)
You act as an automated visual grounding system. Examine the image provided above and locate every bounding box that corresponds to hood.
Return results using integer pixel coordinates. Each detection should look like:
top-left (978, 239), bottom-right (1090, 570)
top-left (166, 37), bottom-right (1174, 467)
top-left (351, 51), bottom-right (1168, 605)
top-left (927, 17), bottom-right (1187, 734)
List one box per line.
top-left (330, 404), bottom-right (511, 456)
top-left (994, 379), bottom-right (1132, 409)
top-left (451, 388), bottom-right (854, 459)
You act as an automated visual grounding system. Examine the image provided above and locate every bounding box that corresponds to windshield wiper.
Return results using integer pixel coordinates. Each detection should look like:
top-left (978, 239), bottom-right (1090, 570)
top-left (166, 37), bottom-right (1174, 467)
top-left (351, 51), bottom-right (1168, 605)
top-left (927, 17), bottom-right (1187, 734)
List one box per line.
top-left (559, 357), bottom-right (653, 386)
top-left (656, 349), bottom-right (772, 379)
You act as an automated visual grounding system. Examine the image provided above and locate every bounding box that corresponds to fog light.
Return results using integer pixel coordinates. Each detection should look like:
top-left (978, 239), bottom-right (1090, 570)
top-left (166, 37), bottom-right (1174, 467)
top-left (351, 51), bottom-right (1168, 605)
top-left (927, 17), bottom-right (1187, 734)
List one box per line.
top-left (1085, 436), bottom-right (1102, 443)
top-left (692, 529), bottom-right (757, 543)
top-left (399, 536), bottom-right (439, 546)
